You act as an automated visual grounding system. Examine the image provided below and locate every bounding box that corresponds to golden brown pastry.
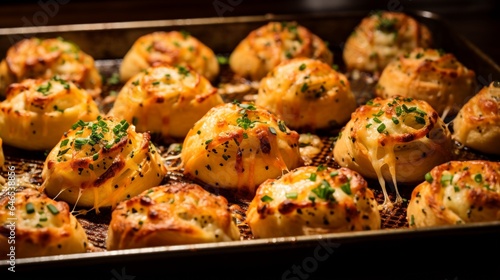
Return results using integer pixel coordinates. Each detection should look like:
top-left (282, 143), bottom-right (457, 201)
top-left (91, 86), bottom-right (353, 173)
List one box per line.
top-left (0, 188), bottom-right (89, 259)
top-left (0, 37), bottom-right (102, 98)
top-left (343, 11), bottom-right (432, 73)
top-left (41, 116), bottom-right (167, 212)
top-left (106, 182), bottom-right (240, 250)
top-left (407, 160), bottom-right (500, 228)
top-left (256, 58), bottom-right (357, 131)
top-left (0, 137), bottom-right (4, 168)
top-left (108, 65), bottom-right (224, 140)
top-left (246, 165), bottom-right (381, 238)
top-left (180, 102), bottom-right (303, 196)
top-left (376, 48), bottom-right (476, 117)
top-left (333, 96), bottom-right (452, 208)
top-left (119, 31), bottom-right (219, 82)
top-left (229, 21), bottom-right (333, 81)
top-left (0, 77), bottom-right (100, 151)
top-left (453, 82), bottom-right (500, 155)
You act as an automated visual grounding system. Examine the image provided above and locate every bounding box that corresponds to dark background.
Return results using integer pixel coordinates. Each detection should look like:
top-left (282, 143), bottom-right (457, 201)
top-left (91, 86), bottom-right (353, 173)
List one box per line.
top-left (1, 0), bottom-right (500, 62)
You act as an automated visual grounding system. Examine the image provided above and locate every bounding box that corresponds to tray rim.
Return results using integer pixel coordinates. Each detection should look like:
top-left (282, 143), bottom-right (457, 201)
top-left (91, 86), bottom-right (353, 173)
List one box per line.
top-left (2, 221), bottom-right (500, 268)
top-left (1, 9), bottom-right (500, 268)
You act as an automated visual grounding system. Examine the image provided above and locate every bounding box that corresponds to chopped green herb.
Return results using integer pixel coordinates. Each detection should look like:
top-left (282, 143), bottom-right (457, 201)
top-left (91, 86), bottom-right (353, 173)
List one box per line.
top-left (205, 139), bottom-right (213, 145)
top-left (177, 66), bottom-right (190, 76)
top-left (377, 123), bottom-right (386, 133)
top-left (311, 180), bottom-right (335, 202)
top-left (425, 172), bottom-right (433, 183)
top-left (340, 181), bottom-right (352, 195)
top-left (216, 55), bottom-right (229, 65)
top-left (47, 204), bottom-right (59, 215)
top-left (330, 171), bottom-right (339, 177)
top-left (415, 116), bottom-right (426, 125)
top-left (278, 120), bottom-right (287, 132)
top-left (395, 106), bottom-right (402, 116)
top-left (317, 164), bottom-right (327, 172)
top-left (261, 195), bottom-right (273, 203)
top-left (107, 73), bottom-right (120, 85)
top-left (392, 117), bottom-right (399, 124)
top-left (286, 192), bottom-right (298, 199)
top-left (37, 82), bottom-right (52, 95)
top-left (474, 174), bottom-right (483, 183)
top-left (366, 123), bottom-right (372, 128)
top-left (57, 148), bottom-right (70, 157)
top-left (26, 202), bottom-right (35, 214)
top-left (441, 174), bottom-right (453, 185)
top-left (309, 173), bottom-right (317, 182)
top-left (301, 83), bottom-right (309, 92)
top-left (299, 63), bottom-right (306, 71)
top-left (376, 18), bottom-right (397, 33)
top-left (60, 139), bottom-right (69, 147)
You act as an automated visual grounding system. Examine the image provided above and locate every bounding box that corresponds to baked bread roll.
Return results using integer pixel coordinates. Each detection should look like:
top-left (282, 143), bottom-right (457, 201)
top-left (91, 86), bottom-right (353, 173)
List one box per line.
top-left (333, 97), bottom-right (452, 208)
top-left (41, 116), bottom-right (167, 212)
top-left (107, 182), bottom-right (240, 250)
top-left (452, 82), bottom-right (500, 155)
top-left (407, 160), bottom-right (500, 228)
top-left (0, 77), bottom-right (100, 151)
top-left (108, 65), bottom-right (224, 140)
top-left (343, 11), bottom-right (432, 73)
top-left (0, 188), bottom-right (89, 259)
top-left (119, 31), bottom-right (219, 82)
top-left (246, 165), bottom-right (381, 238)
top-left (256, 58), bottom-right (357, 131)
top-left (229, 21), bottom-right (333, 81)
top-left (0, 37), bottom-right (102, 98)
top-left (180, 102), bottom-right (303, 196)
top-left (376, 48), bottom-right (476, 117)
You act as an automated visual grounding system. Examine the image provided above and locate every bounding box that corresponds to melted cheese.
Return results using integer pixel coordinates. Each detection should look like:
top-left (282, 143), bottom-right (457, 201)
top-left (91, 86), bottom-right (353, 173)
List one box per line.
top-left (0, 77), bottom-right (100, 151)
top-left (41, 116), bottom-right (167, 213)
top-left (333, 97), bottom-right (452, 209)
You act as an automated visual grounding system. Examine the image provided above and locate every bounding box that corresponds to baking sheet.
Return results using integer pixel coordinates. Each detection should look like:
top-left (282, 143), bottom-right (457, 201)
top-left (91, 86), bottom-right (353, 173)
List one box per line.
top-left (1, 9), bottom-right (500, 278)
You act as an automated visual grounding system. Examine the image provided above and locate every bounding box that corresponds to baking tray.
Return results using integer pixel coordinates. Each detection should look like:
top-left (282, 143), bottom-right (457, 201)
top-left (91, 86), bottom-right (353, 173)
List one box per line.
top-left (1, 10), bottom-right (500, 280)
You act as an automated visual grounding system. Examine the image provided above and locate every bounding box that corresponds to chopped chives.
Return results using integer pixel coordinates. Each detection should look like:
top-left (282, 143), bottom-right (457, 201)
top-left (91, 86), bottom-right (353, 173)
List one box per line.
top-left (377, 123), bottom-right (386, 133)
top-left (286, 192), bottom-right (298, 199)
top-left (474, 174), bottom-right (482, 183)
top-left (261, 195), bottom-right (273, 203)
top-left (26, 202), bottom-right (35, 214)
top-left (47, 204), bottom-right (59, 215)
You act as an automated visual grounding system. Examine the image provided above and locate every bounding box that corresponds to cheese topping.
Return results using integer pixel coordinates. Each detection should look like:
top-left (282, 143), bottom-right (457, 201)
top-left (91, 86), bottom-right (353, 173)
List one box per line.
top-left (334, 97), bottom-right (452, 209)
top-left (108, 65), bottom-right (224, 139)
top-left (119, 31), bottom-right (220, 82)
top-left (376, 48), bottom-right (476, 118)
top-left (0, 37), bottom-right (102, 98)
top-left (0, 77), bottom-right (100, 150)
top-left (180, 102), bottom-right (303, 196)
top-left (41, 116), bottom-right (167, 212)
